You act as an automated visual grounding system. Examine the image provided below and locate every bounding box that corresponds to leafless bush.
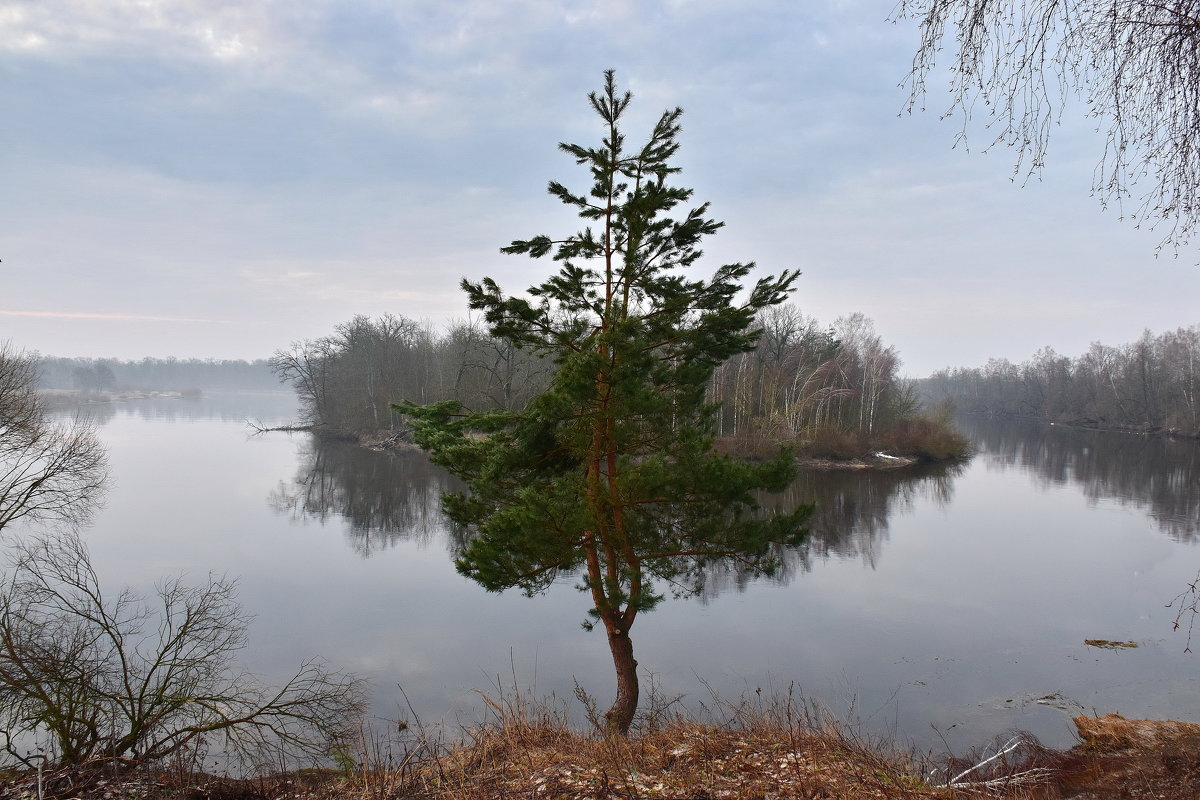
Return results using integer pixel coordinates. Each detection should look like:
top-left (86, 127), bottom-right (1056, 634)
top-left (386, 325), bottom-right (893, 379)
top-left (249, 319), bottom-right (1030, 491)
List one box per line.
top-left (0, 530), bottom-right (366, 769)
top-left (0, 345), bottom-right (107, 534)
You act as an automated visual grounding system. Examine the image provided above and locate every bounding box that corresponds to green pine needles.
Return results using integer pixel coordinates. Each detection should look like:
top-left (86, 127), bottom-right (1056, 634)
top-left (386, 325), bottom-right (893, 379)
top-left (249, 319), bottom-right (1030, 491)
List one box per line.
top-left (398, 71), bottom-right (811, 736)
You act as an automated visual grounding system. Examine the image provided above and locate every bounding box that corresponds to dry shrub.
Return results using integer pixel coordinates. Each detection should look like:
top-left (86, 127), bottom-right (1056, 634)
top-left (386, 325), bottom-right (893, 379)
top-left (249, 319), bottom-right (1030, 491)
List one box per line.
top-left (874, 417), bottom-right (971, 461)
top-left (712, 433), bottom-right (785, 461)
top-left (717, 414), bottom-right (970, 464)
top-left (800, 427), bottom-right (873, 460)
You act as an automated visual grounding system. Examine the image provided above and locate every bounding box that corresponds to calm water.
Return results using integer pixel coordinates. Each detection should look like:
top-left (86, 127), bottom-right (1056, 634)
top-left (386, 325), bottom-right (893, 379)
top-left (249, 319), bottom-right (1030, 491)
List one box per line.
top-left (42, 394), bottom-right (1200, 754)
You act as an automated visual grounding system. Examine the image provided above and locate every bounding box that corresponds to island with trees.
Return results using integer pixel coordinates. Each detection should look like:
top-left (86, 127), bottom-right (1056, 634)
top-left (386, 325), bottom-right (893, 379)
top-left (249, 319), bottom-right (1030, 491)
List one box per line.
top-left (271, 309), bottom-right (969, 465)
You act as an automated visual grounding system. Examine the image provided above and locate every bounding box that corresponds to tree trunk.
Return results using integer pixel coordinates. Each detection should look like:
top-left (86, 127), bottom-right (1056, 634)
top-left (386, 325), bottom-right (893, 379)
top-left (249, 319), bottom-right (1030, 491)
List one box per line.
top-left (604, 627), bottom-right (639, 736)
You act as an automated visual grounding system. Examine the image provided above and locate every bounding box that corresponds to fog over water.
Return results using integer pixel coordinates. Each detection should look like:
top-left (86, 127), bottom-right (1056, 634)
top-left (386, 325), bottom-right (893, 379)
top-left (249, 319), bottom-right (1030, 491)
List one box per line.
top-left (44, 393), bottom-right (1200, 754)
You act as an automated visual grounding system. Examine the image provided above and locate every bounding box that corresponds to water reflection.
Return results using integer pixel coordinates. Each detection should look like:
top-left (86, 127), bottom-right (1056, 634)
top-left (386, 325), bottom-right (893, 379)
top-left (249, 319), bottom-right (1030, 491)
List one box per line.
top-left (963, 415), bottom-right (1200, 541)
top-left (50, 391), bottom-right (300, 426)
top-left (276, 432), bottom-right (968, 594)
top-left (700, 462), bottom-right (964, 598)
top-left (269, 436), bottom-right (456, 556)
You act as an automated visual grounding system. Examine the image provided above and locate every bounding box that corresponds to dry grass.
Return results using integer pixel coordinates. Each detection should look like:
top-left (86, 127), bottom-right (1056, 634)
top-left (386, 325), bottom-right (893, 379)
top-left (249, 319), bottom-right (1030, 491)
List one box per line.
top-left (798, 420), bottom-right (971, 463)
top-left (10, 699), bottom-right (1200, 800)
top-left (714, 415), bottom-right (971, 464)
top-left (371, 687), bottom-right (936, 800)
top-left (0, 688), bottom-right (937, 800)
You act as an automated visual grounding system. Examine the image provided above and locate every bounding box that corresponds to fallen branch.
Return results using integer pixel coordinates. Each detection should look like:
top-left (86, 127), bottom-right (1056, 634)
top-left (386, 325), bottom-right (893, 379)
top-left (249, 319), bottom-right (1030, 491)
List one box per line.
top-left (936, 734), bottom-right (1058, 794)
top-left (247, 419), bottom-right (320, 435)
top-left (947, 766), bottom-right (1058, 793)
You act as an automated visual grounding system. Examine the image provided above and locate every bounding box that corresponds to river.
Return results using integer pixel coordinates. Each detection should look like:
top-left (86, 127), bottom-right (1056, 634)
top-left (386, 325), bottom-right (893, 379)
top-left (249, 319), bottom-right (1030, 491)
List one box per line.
top-left (40, 393), bottom-right (1200, 755)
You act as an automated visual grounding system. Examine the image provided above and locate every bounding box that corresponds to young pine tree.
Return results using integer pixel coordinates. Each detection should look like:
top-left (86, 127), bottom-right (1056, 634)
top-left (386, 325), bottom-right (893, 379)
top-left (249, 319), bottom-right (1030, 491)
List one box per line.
top-left (399, 72), bottom-right (811, 736)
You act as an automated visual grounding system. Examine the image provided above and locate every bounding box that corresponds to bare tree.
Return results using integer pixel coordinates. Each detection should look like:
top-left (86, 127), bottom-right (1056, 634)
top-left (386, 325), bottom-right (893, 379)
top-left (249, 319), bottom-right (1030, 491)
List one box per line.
top-left (896, 0), bottom-right (1200, 250)
top-left (0, 345), bottom-right (107, 534)
top-left (269, 338), bottom-right (339, 428)
top-left (450, 320), bottom-right (551, 411)
top-left (0, 530), bottom-right (366, 768)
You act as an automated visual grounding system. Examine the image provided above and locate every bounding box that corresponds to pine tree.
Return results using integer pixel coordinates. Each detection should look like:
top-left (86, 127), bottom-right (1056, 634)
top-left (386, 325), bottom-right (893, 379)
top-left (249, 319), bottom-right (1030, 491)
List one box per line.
top-left (398, 72), bottom-right (811, 736)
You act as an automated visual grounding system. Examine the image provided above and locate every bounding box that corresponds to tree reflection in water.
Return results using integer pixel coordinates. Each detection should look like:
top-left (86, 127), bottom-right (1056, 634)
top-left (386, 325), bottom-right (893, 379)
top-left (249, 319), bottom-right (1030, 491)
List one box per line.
top-left (697, 462), bottom-right (963, 599)
top-left (963, 415), bottom-right (1200, 541)
top-left (269, 435), bottom-right (459, 556)
top-left (273, 433), bottom-right (970, 599)
top-left (273, 417), bottom-right (1199, 579)
top-left (50, 393), bottom-right (296, 425)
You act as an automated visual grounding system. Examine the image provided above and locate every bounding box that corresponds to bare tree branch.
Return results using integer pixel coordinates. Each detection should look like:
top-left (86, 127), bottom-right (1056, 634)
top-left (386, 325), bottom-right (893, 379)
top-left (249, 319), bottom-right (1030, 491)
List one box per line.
top-left (0, 531), bottom-right (367, 768)
top-left (896, 0), bottom-right (1200, 252)
top-left (0, 344), bottom-right (107, 534)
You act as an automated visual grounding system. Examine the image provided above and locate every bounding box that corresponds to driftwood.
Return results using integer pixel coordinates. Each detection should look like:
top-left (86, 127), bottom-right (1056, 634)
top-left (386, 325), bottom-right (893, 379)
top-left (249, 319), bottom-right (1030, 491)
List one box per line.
top-left (935, 735), bottom-right (1057, 794)
top-left (246, 419), bottom-right (320, 434)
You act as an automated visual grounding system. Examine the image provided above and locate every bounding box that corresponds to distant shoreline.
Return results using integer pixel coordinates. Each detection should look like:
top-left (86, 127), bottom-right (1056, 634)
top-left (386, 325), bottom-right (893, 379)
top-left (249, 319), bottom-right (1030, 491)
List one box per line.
top-left (966, 410), bottom-right (1200, 442)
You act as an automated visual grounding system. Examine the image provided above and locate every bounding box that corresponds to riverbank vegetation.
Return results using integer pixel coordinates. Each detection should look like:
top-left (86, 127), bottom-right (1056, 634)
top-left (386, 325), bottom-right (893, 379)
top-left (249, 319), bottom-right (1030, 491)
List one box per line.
top-left (270, 308), bottom-right (968, 463)
top-left (3, 691), bottom-right (1199, 800)
top-left (919, 326), bottom-right (1200, 437)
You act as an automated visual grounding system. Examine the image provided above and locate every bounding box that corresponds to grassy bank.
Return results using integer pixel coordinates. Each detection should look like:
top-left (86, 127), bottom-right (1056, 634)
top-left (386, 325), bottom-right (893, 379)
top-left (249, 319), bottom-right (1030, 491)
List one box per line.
top-left (5, 693), bottom-right (1199, 800)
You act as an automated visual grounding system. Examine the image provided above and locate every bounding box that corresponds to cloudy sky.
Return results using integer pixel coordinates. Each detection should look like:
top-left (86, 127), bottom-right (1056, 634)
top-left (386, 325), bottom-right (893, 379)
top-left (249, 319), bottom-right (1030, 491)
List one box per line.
top-left (3, 0), bottom-right (1198, 377)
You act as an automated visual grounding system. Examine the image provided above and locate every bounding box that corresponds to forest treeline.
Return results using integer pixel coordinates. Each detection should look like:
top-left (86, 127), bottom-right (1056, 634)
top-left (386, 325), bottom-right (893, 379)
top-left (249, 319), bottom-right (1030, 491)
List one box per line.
top-left (36, 356), bottom-right (278, 392)
top-left (919, 326), bottom-right (1200, 437)
top-left (270, 308), bottom-right (968, 460)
